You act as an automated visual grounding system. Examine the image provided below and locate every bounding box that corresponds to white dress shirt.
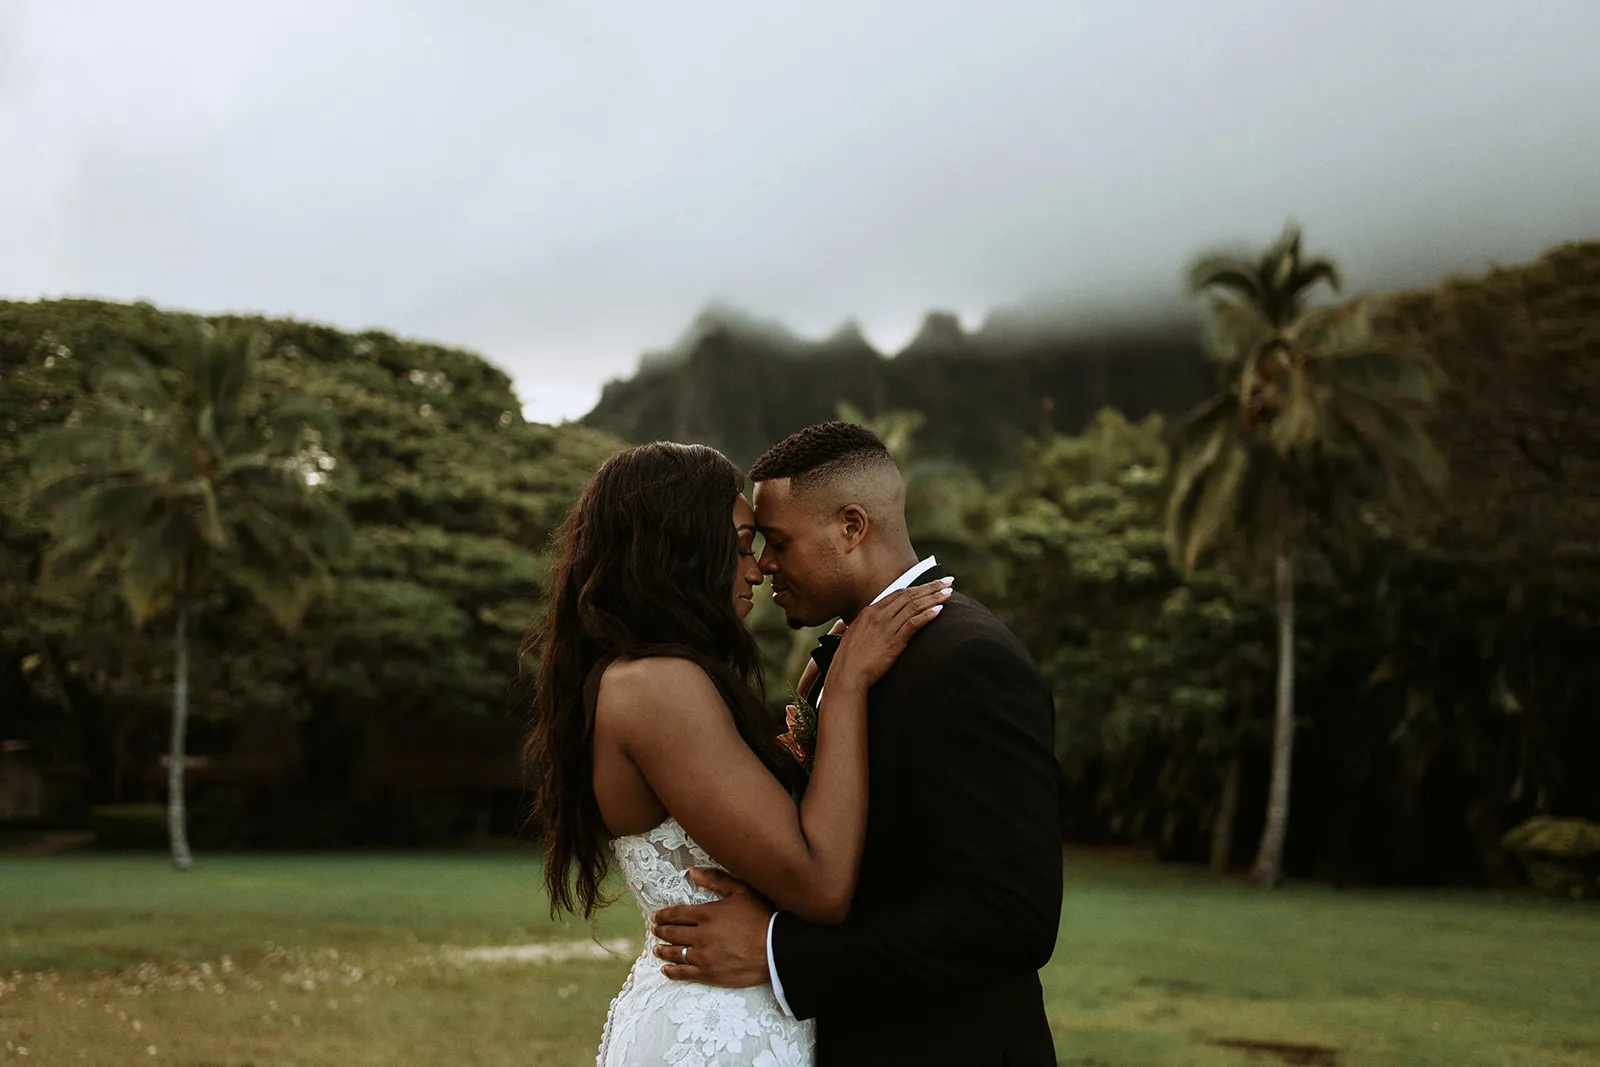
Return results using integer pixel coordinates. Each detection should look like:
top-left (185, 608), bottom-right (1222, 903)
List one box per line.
top-left (766, 555), bottom-right (938, 1017)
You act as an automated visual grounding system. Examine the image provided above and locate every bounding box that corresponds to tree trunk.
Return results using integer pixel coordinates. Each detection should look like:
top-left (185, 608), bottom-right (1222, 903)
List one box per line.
top-left (168, 605), bottom-right (194, 871)
top-left (1252, 534), bottom-right (1295, 888)
top-left (1209, 748), bottom-right (1242, 874)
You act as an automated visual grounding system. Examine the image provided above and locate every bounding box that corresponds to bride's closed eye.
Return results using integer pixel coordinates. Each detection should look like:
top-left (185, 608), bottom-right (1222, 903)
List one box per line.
top-left (737, 530), bottom-right (760, 558)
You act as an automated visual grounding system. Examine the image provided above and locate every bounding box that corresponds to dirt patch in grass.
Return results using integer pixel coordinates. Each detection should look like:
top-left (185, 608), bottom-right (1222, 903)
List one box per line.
top-left (1211, 1036), bottom-right (1340, 1065)
top-left (441, 937), bottom-right (633, 965)
top-left (1134, 976), bottom-right (1208, 996)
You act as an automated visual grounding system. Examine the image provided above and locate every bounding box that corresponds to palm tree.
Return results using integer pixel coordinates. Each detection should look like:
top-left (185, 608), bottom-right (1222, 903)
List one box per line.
top-left (28, 323), bottom-right (351, 870)
top-left (1166, 222), bottom-right (1446, 887)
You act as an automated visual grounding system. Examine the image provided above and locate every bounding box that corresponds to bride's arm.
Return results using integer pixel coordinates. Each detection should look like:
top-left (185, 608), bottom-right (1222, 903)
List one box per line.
top-left (598, 583), bottom-right (949, 925)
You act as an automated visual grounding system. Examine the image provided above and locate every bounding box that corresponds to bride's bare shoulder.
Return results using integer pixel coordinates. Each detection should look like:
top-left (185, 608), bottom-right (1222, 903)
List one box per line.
top-left (597, 656), bottom-right (718, 720)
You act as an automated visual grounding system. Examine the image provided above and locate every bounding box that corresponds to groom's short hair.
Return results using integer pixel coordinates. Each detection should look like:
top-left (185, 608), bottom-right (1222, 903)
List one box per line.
top-left (749, 421), bottom-right (898, 499)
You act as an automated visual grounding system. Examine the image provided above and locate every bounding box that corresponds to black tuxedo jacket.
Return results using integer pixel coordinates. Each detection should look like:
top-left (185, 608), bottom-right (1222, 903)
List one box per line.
top-left (772, 578), bottom-right (1063, 1066)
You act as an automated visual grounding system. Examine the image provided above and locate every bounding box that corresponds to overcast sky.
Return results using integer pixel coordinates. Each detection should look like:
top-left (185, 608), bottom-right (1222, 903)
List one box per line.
top-left (2, 2), bottom-right (1597, 422)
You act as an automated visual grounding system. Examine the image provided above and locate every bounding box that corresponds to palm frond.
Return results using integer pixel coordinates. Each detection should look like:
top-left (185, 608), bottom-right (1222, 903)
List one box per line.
top-left (27, 423), bottom-right (125, 475)
top-left (1326, 386), bottom-right (1448, 488)
top-left (1321, 406), bottom-right (1401, 501)
top-left (91, 354), bottom-right (169, 413)
top-left (169, 323), bottom-right (212, 401)
top-left (1293, 258), bottom-right (1342, 296)
top-left (208, 326), bottom-right (261, 418)
top-left (235, 495), bottom-right (354, 563)
top-left (120, 511), bottom-right (195, 624)
top-left (1178, 442), bottom-right (1252, 573)
top-left (228, 506), bottom-right (343, 627)
top-left (171, 479), bottom-right (230, 548)
top-left (1269, 364), bottom-right (1320, 456)
top-left (1204, 299), bottom-right (1272, 367)
top-left (1164, 397), bottom-right (1240, 572)
top-left (1288, 302), bottom-right (1368, 351)
top-left (40, 533), bottom-right (116, 590)
top-left (233, 516), bottom-right (333, 627)
top-left (1187, 255), bottom-right (1262, 301)
top-left (27, 463), bottom-right (134, 518)
top-left (132, 429), bottom-right (195, 487)
top-left (1308, 347), bottom-right (1445, 405)
top-left (214, 453), bottom-right (281, 482)
top-left (55, 481), bottom-right (162, 540)
top-left (218, 457), bottom-right (329, 504)
top-left (197, 404), bottom-right (222, 457)
top-left (236, 568), bottom-right (328, 629)
top-left (1266, 243), bottom-right (1295, 294)
top-left (1171, 391), bottom-right (1237, 444)
top-left (1229, 443), bottom-right (1281, 560)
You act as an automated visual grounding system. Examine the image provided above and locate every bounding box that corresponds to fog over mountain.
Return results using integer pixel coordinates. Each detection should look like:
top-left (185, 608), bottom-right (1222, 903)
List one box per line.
top-left (2, 1), bottom-right (1596, 422)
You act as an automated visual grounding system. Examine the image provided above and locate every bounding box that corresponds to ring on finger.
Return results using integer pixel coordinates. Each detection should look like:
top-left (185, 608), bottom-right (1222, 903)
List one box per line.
top-left (680, 945), bottom-right (689, 963)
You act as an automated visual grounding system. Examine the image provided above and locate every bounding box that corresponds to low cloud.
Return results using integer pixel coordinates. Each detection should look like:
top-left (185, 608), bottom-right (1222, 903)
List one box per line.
top-left (1, 1), bottom-right (1596, 423)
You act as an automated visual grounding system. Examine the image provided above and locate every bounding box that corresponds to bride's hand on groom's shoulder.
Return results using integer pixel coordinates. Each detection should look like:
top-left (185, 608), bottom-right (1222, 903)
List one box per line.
top-left (650, 869), bottom-right (772, 988)
top-left (830, 577), bottom-right (953, 693)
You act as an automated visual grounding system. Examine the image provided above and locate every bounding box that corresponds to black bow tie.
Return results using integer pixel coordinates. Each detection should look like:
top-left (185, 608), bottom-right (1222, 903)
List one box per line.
top-left (810, 632), bottom-right (842, 673)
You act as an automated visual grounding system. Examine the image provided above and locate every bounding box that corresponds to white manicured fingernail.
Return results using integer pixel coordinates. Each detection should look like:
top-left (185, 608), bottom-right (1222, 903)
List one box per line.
top-left (940, 576), bottom-right (955, 584)
top-left (931, 605), bottom-right (943, 614)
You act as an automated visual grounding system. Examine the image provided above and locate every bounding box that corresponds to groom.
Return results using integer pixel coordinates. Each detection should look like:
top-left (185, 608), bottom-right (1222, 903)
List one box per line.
top-left (651, 421), bottom-right (1063, 1065)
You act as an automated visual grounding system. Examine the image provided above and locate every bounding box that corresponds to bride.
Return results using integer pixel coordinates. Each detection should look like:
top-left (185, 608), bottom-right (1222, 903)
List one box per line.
top-left (522, 442), bottom-right (948, 1066)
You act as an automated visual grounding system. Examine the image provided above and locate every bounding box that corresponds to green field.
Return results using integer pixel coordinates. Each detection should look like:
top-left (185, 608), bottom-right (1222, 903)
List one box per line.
top-left (1, 852), bottom-right (1596, 1066)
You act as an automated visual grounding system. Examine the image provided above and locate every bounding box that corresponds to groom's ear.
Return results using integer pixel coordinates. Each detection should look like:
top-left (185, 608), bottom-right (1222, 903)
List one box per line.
top-left (838, 504), bottom-right (869, 551)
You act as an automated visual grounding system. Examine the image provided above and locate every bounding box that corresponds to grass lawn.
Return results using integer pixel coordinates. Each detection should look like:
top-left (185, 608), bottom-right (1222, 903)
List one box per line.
top-left (1, 850), bottom-right (1596, 1066)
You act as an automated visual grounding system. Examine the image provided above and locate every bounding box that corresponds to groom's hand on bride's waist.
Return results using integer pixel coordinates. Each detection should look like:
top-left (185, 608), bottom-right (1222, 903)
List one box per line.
top-left (650, 868), bottom-right (771, 988)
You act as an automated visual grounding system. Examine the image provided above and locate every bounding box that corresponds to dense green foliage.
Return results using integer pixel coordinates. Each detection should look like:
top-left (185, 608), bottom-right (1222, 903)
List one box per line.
top-left (977, 242), bottom-right (1599, 885)
top-left (985, 411), bottom-right (1271, 863)
top-left (3, 239), bottom-right (1596, 888)
top-left (1502, 815), bottom-right (1600, 899)
top-left (1, 300), bottom-right (620, 845)
top-left (27, 323), bottom-right (357, 867)
top-left (27, 323), bottom-right (354, 630)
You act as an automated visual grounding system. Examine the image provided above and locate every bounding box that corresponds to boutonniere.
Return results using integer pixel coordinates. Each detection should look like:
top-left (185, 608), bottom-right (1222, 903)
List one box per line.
top-left (776, 684), bottom-right (818, 771)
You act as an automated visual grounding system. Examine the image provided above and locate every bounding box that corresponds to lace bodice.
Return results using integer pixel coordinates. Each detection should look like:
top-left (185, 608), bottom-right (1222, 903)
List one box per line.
top-left (596, 818), bottom-right (814, 1066)
top-left (611, 817), bottom-right (728, 914)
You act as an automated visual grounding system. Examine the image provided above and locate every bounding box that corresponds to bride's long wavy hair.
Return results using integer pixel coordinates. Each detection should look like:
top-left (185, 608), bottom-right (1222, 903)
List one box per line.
top-left (523, 442), bottom-right (801, 918)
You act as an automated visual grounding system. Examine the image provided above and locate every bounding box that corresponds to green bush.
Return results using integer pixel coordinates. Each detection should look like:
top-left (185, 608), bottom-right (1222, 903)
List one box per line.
top-left (88, 804), bottom-right (168, 851)
top-left (1502, 816), bottom-right (1600, 900)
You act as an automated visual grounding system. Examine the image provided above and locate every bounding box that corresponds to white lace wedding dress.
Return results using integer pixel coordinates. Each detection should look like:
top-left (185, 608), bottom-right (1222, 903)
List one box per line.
top-left (596, 817), bottom-right (815, 1066)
